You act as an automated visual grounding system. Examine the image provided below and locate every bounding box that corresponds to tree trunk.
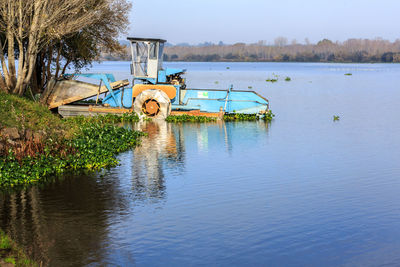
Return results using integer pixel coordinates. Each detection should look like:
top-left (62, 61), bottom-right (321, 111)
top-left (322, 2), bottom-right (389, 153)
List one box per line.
top-left (41, 51), bottom-right (46, 89)
top-left (6, 1), bottom-right (17, 89)
top-left (61, 58), bottom-right (71, 75)
top-left (46, 43), bottom-right (53, 83)
top-left (54, 41), bottom-right (62, 78)
top-left (0, 40), bottom-right (10, 93)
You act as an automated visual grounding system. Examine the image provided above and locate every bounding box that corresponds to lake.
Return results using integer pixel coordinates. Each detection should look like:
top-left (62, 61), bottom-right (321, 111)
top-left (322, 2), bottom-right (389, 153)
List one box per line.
top-left (1, 62), bottom-right (400, 266)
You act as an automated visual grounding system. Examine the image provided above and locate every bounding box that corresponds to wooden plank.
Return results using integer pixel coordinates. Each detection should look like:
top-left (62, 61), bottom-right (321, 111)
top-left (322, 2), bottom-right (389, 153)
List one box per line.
top-left (58, 105), bottom-right (133, 118)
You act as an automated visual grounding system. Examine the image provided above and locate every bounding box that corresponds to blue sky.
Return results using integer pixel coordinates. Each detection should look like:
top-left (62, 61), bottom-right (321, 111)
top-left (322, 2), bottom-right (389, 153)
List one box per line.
top-left (129, 0), bottom-right (400, 44)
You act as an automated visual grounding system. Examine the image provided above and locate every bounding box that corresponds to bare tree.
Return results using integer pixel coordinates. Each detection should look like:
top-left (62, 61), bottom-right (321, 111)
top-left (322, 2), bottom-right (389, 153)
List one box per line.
top-left (274, 36), bottom-right (288, 47)
top-left (0, 0), bottom-right (111, 95)
top-left (35, 0), bottom-right (131, 95)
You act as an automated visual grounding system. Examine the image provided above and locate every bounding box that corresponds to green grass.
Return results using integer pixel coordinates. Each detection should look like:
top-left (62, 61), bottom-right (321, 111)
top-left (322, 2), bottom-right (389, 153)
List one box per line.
top-left (0, 91), bottom-right (65, 133)
top-left (0, 233), bottom-right (11, 249)
top-left (4, 256), bottom-right (16, 264)
top-left (0, 230), bottom-right (37, 266)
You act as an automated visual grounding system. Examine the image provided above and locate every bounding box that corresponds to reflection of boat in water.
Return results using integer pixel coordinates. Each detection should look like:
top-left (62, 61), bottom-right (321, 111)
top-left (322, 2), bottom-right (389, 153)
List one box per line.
top-left (129, 121), bottom-right (185, 200)
top-left (127, 120), bottom-right (270, 200)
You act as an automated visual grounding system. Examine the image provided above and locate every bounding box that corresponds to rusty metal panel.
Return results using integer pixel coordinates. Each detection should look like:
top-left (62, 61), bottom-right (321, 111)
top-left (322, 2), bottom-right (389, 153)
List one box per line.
top-left (170, 110), bottom-right (223, 118)
top-left (132, 84), bottom-right (176, 99)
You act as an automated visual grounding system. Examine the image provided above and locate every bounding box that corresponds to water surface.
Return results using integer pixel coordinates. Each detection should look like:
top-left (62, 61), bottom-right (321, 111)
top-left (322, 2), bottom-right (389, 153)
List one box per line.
top-left (1, 62), bottom-right (400, 266)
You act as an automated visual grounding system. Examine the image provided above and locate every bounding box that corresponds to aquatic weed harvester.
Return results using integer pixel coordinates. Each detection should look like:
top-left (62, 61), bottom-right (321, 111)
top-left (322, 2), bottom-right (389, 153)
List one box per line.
top-left (44, 38), bottom-right (270, 119)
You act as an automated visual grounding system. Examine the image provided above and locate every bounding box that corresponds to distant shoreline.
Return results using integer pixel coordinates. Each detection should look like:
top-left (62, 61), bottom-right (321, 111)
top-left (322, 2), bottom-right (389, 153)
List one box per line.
top-left (98, 58), bottom-right (399, 64)
top-left (103, 38), bottom-right (400, 64)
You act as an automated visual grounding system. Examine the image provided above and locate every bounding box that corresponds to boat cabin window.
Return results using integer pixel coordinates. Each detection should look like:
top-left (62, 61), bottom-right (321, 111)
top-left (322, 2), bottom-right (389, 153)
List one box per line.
top-left (149, 43), bottom-right (157, 59)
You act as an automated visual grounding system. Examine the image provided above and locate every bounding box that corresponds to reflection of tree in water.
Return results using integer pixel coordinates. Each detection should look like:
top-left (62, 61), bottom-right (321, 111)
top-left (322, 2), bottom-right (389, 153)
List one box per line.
top-left (0, 121), bottom-right (190, 266)
top-left (131, 121), bottom-right (185, 202)
top-left (0, 173), bottom-right (134, 266)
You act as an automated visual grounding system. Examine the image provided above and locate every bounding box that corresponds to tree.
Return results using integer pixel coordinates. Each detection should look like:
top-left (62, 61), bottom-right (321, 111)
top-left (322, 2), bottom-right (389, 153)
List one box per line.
top-left (274, 36), bottom-right (287, 47)
top-left (0, 0), bottom-right (130, 96)
top-left (36, 0), bottom-right (131, 95)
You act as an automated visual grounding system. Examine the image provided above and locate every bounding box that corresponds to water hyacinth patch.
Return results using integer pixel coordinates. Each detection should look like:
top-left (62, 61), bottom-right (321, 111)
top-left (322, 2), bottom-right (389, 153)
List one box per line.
top-left (66, 113), bottom-right (140, 125)
top-left (166, 115), bottom-right (217, 123)
top-left (166, 111), bottom-right (275, 123)
top-left (266, 73), bottom-right (279, 83)
top-left (0, 120), bottom-right (145, 188)
top-left (224, 111), bottom-right (274, 122)
top-left (223, 113), bottom-right (258, 121)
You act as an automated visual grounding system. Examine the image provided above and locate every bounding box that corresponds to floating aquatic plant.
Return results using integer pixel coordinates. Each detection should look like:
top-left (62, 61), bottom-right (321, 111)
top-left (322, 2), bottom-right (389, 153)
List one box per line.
top-left (166, 115), bottom-right (217, 123)
top-left (224, 111), bottom-right (274, 122)
top-left (333, 115), bottom-right (340, 121)
top-left (344, 73), bottom-right (352, 76)
top-left (0, 116), bottom-right (145, 188)
top-left (285, 77), bottom-right (291, 81)
top-left (266, 73), bottom-right (279, 83)
top-left (166, 111), bottom-right (275, 123)
top-left (224, 113), bottom-right (258, 121)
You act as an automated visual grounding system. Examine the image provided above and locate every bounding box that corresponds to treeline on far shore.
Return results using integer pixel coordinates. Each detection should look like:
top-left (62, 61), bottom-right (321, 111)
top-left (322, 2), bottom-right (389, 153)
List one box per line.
top-left (101, 38), bottom-right (400, 63)
top-left (164, 38), bottom-right (400, 63)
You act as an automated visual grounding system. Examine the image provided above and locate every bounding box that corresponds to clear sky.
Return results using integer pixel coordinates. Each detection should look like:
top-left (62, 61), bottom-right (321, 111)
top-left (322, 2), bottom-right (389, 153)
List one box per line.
top-left (129, 0), bottom-right (400, 45)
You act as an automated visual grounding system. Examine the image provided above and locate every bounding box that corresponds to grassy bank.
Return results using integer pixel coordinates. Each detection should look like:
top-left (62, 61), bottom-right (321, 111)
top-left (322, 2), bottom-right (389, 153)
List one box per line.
top-left (0, 92), bottom-right (145, 188)
top-left (0, 230), bottom-right (37, 266)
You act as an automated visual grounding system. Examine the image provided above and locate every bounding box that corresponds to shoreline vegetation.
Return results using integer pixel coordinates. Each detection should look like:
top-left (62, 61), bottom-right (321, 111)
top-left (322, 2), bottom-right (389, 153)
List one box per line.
top-left (0, 91), bottom-right (146, 188)
top-left (102, 38), bottom-right (400, 63)
top-left (0, 92), bottom-right (274, 189)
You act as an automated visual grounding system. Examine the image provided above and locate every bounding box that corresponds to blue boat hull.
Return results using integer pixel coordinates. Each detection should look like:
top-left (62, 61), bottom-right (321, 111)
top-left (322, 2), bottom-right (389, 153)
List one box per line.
top-left (173, 88), bottom-right (269, 114)
top-left (103, 87), bottom-right (269, 114)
